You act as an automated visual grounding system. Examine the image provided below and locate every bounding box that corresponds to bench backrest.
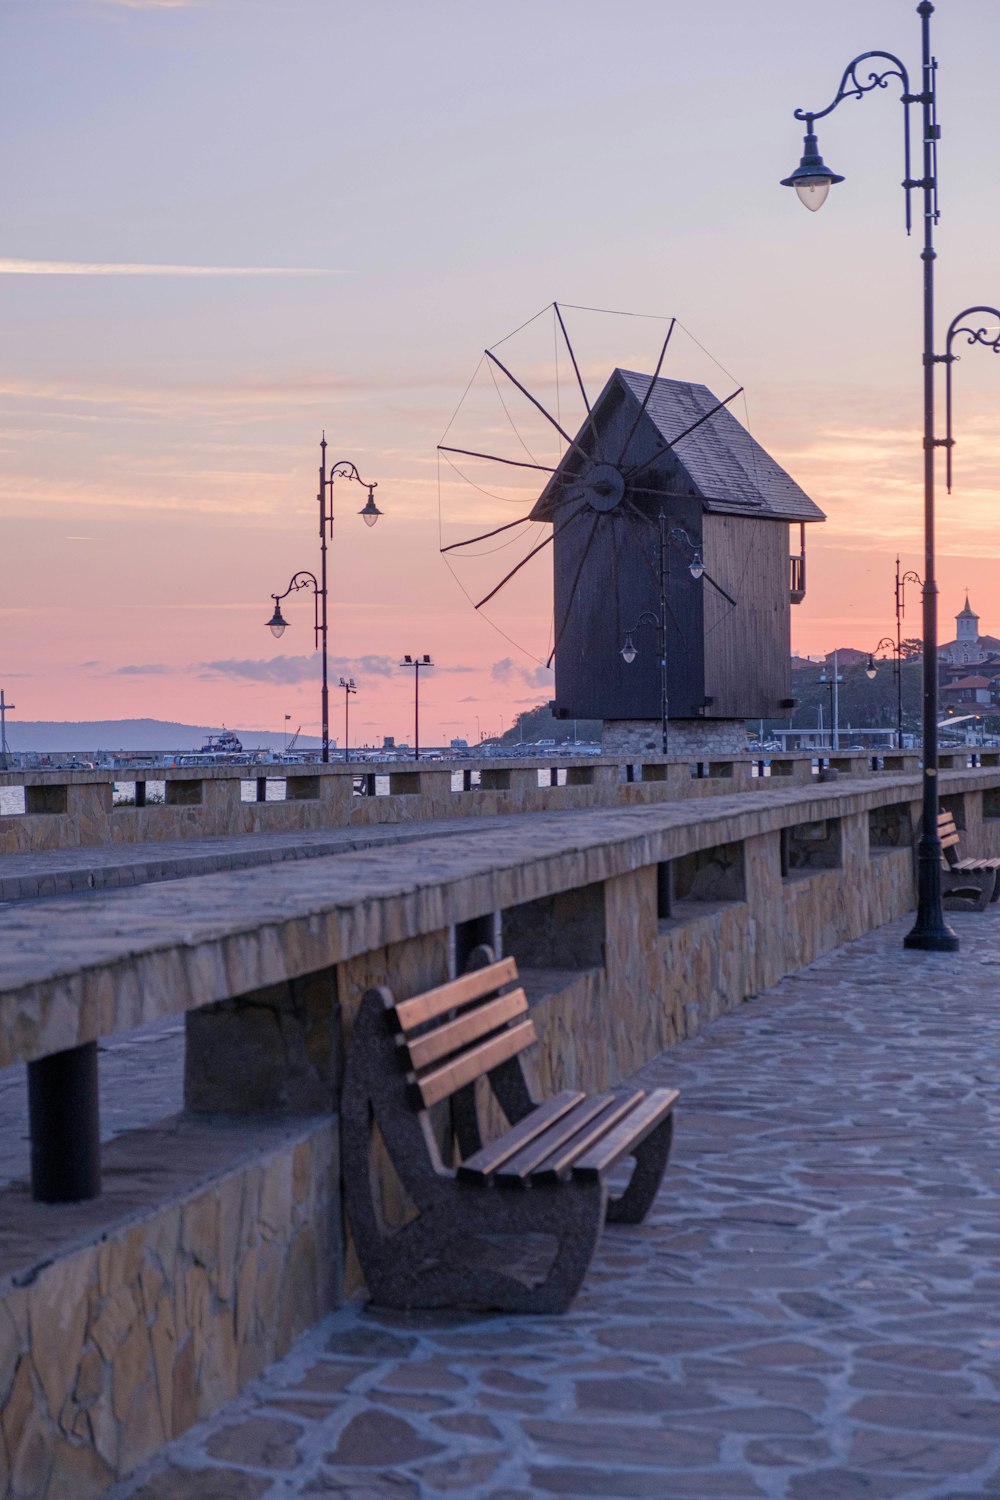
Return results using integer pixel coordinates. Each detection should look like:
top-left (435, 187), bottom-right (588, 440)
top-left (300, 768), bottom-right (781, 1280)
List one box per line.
top-left (386, 956), bottom-right (535, 1109)
top-left (937, 810), bottom-right (961, 866)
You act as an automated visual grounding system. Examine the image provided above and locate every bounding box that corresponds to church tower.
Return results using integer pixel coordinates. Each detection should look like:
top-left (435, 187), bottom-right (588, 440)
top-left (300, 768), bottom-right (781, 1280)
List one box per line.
top-left (956, 595), bottom-right (979, 646)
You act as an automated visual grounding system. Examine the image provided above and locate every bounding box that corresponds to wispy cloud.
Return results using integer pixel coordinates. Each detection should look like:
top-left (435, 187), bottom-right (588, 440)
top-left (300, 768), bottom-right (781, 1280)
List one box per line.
top-left (197, 654), bottom-right (398, 685)
top-left (0, 260), bottom-right (343, 277)
top-left (491, 657), bottom-right (553, 689)
top-left (115, 663), bottom-right (170, 676)
top-left (93, 0), bottom-right (197, 8)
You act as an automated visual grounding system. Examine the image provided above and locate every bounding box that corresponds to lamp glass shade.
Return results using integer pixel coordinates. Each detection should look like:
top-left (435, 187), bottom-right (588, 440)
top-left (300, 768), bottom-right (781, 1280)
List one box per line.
top-left (359, 492), bottom-right (382, 527)
top-left (266, 602), bottom-right (288, 638)
top-left (866, 656), bottom-right (877, 680)
top-left (795, 177), bottom-right (831, 212)
top-left (621, 636), bottom-right (638, 665)
top-left (689, 552), bottom-right (705, 580)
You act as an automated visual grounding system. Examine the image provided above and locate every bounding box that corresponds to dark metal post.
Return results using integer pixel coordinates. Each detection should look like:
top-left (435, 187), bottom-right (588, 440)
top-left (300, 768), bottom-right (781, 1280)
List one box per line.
top-left (906, 1), bottom-right (956, 949)
top-left (414, 663), bottom-right (421, 761)
top-left (27, 1040), bottom-right (101, 1202)
top-left (0, 689), bottom-right (14, 770)
top-left (657, 510), bottom-right (669, 755)
top-left (318, 438), bottom-right (330, 764)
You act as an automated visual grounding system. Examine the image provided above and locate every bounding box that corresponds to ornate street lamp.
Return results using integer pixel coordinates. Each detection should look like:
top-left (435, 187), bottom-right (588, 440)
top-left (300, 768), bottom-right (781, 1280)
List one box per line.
top-left (780, 1), bottom-right (1000, 952)
top-left (265, 437), bottom-right (382, 763)
top-left (399, 654), bottom-right (433, 761)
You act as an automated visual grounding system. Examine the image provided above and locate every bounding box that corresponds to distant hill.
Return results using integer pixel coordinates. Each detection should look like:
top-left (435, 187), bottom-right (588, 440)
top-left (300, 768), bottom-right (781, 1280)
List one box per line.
top-left (3, 719), bottom-right (324, 753)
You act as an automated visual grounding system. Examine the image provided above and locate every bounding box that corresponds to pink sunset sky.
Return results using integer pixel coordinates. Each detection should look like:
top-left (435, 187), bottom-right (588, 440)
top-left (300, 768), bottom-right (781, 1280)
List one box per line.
top-left (3, 0), bottom-right (1000, 747)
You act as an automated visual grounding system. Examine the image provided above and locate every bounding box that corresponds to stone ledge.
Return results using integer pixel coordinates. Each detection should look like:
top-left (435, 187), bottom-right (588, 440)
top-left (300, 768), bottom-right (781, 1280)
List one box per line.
top-left (0, 1112), bottom-right (339, 1497)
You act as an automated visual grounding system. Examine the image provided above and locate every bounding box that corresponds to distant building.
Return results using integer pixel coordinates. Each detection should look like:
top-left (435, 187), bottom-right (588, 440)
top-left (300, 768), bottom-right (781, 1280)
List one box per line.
top-left (939, 596), bottom-right (1000, 666)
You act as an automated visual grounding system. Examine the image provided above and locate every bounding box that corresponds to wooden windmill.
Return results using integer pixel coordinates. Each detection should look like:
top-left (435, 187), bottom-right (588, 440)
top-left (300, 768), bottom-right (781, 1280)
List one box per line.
top-left (440, 308), bottom-right (825, 752)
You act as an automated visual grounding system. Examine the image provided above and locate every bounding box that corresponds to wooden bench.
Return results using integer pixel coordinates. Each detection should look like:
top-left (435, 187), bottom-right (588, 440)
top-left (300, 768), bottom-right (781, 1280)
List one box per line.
top-left (938, 810), bottom-right (1000, 910)
top-left (341, 947), bottom-right (678, 1313)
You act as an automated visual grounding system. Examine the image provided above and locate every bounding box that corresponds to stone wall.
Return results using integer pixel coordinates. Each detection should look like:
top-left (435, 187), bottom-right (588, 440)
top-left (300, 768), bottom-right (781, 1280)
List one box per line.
top-left (601, 718), bottom-right (749, 757)
top-left (0, 1116), bottom-right (337, 1499)
top-left (3, 767), bottom-right (1000, 1493)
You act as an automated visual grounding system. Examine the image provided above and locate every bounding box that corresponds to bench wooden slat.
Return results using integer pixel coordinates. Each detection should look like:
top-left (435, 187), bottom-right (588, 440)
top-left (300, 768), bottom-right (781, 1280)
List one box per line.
top-left (405, 988), bottom-right (528, 1071)
top-left (955, 857), bottom-right (1000, 870)
top-left (457, 1090), bottom-right (587, 1183)
top-left (392, 957), bottom-right (518, 1034)
top-left (937, 812), bottom-right (957, 831)
top-left (494, 1092), bottom-right (627, 1183)
top-left (415, 1018), bottom-right (536, 1108)
top-left (571, 1089), bottom-right (680, 1180)
top-left (530, 1091), bottom-right (649, 1184)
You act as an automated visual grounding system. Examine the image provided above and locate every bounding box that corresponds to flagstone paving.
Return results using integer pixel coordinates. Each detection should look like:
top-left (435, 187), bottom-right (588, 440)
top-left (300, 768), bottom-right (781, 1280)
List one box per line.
top-left (110, 904), bottom-right (1000, 1498)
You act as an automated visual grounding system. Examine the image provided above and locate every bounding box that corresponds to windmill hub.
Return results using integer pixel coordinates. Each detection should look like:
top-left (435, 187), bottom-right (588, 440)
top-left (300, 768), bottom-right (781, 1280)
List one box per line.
top-left (574, 461), bottom-right (625, 513)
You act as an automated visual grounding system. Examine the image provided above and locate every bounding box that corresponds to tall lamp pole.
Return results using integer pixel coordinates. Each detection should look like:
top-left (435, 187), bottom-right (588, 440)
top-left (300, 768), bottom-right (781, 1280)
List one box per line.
top-left (338, 677), bottom-right (357, 764)
top-left (619, 512), bottom-right (708, 755)
top-left (265, 437), bottom-right (382, 764)
top-left (0, 690), bottom-right (14, 771)
top-left (400, 654), bottom-right (433, 761)
top-left (781, 1), bottom-right (1000, 952)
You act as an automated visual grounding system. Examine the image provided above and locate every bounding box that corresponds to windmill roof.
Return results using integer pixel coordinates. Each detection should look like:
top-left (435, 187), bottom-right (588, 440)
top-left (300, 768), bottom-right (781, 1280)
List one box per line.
top-left (616, 370), bottom-right (825, 523)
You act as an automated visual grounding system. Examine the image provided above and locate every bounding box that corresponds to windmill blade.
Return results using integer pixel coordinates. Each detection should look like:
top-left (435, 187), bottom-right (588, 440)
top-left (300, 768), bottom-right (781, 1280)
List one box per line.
top-left (554, 302), bottom-right (601, 454)
top-left (441, 515), bottom-right (536, 554)
top-left (475, 500), bottom-right (589, 611)
top-left (615, 318), bottom-right (676, 466)
top-left (485, 349), bottom-right (592, 467)
top-left (546, 509), bottom-right (602, 668)
top-left (438, 444), bottom-right (556, 474)
top-left (624, 387), bottom-right (744, 483)
top-left (702, 572), bottom-right (737, 608)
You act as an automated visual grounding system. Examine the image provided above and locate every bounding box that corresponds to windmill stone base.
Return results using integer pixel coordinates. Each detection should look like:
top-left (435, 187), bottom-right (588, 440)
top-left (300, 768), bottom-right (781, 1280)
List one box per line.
top-left (602, 718), bottom-right (748, 758)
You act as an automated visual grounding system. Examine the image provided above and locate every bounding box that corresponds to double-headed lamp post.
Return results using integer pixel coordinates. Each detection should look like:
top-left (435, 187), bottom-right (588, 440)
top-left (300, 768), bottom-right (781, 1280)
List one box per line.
top-left (781, 0), bottom-right (1000, 952)
top-left (619, 512), bottom-right (706, 756)
top-left (400, 654), bottom-right (433, 761)
top-left (339, 677), bottom-right (357, 764)
top-left (265, 437), bottom-right (382, 764)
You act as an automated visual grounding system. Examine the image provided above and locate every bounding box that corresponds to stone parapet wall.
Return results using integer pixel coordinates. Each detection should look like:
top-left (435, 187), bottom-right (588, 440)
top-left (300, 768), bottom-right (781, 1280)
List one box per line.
top-left (0, 749), bottom-right (932, 855)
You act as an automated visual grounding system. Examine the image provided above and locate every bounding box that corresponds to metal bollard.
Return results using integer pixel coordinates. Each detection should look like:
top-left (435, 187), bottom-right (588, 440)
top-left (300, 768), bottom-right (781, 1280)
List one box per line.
top-left (27, 1040), bottom-right (101, 1202)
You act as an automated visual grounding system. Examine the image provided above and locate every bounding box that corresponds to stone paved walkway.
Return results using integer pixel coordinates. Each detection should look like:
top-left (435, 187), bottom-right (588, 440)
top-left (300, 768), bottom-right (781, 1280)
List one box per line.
top-left (107, 905), bottom-right (1000, 1500)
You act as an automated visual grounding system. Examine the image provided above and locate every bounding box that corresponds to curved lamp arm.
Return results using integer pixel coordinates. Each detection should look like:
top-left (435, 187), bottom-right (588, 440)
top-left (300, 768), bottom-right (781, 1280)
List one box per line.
top-left (784, 49), bottom-right (917, 228)
top-left (942, 306), bottom-right (1000, 492)
top-left (266, 570), bottom-right (321, 645)
top-left (866, 637), bottom-right (898, 678)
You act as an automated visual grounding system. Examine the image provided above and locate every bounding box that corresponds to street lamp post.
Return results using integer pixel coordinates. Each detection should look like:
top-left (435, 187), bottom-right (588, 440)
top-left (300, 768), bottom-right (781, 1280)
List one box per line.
top-left (818, 655), bottom-right (843, 751)
top-left (265, 437), bottom-right (382, 764)
top-left (619, 512), bottom-right (707, 755)
top-left (866, 638), bottom-right (902, 747)
top-left (338, 677), bottom-right (357, 764)
top-left (0, 690), bottom-right (15, 771)
top-left (781, 1), bottom-right (1000, 952)
top-left (400, 654), bottom-right (433, 761)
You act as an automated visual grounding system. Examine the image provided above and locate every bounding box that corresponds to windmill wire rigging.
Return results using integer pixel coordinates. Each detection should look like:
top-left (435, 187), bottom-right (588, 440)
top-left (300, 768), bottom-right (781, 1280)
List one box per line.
top-left (438, 354), bottom-right (486, 447)
top-left (439, 452), bottom-right (536, 506)
top-left (436, 450), bottom-right (548, 666)
top-left (487, 357), bottom-right (545, 467)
